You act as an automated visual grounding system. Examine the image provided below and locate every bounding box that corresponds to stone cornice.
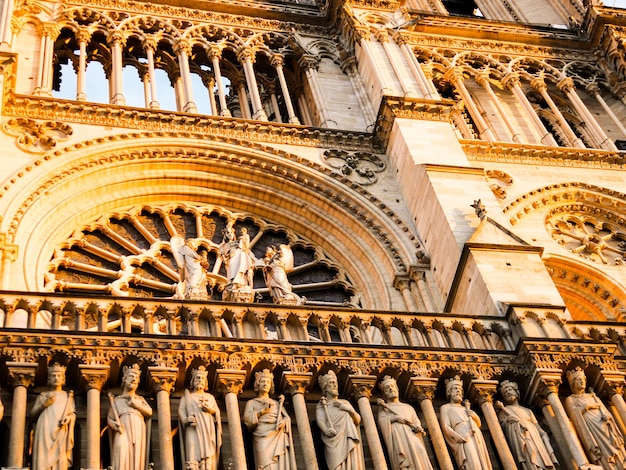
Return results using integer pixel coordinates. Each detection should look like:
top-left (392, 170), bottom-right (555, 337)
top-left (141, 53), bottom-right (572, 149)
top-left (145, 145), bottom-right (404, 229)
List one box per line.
top-left (65, 0), bottom-right (339, 28)
top-left (374, 96), bottom-right (455, 150)
top-left (3, 93), bottom-right (378, 152)
top-left (462, 140), bottom-right (626, 169)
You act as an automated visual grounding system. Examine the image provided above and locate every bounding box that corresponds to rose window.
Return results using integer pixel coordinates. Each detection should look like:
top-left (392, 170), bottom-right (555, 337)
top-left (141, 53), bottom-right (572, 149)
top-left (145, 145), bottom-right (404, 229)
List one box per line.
top-left (547, 208), bottom-right (626, 265)
top-left (46, 204), bottom-right (359, 307)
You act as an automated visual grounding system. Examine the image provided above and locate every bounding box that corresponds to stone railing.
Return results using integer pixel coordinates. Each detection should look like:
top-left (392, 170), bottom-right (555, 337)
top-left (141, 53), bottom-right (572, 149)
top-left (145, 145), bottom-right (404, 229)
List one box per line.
top-left (0, 291), bottom-right (515, 350)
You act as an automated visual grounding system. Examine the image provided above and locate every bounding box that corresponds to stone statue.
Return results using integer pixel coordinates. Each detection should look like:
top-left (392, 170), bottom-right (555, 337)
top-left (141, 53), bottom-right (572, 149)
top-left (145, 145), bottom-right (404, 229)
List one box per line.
top-left (31, 362), bottom-right (76, 470)
top-left (564, 367), bottom-right (626, 469)
top-left (495, 380), bottom-right (558, 470)
top-left (178, 366), bottom-right (222, 470)
top-left (243, 369), bottom-right (297, 470)
top-left (316, 370), bottom-right (365, 470)
top-left (108, 364), bottom-right (153, 470)
top-left (172, 235), bottom-right (209, 300)
top-left (220, 225), bottom-right (256, 302)
top-left (376, 375), bottom-right (433, 470)
top-left (440, 376), bottom-right (493, 470)
top-left (262, 245), bottom-right (301, 305)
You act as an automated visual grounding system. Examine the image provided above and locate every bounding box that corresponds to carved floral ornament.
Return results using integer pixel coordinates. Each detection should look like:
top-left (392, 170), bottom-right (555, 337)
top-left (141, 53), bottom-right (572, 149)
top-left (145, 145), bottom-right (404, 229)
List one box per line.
top-left (321, 149), bottom-right (386, 185)
top-left (1, 118), bottom-right (73, 154)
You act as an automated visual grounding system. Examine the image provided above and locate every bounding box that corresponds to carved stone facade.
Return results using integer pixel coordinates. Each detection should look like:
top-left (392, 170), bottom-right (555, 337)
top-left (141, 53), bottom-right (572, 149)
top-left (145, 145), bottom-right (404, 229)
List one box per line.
top-left (0, 0), bottom-right (624, 469)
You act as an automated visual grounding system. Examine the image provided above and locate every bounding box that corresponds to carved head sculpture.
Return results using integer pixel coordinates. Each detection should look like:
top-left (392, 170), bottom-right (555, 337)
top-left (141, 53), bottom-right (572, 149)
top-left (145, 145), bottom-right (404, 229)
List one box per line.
top-left (499, 380), bottom-right (520, 403)
top-left (445, 375), bottom-right (463, 401)
top-left (191, 366), bottom-right (208, 391)
top-left (254, 369), bottom-right (275, 394)
top-left (319, 370), bottom-right (339, 396)
top-left (379, 375), bottom-right (399, 399)
top-left (566, 367), bottom-right (587, 393)
top-left (122, 363), bottom-right (141, 391)
top-left (47, 362), bottom-right (67, 387)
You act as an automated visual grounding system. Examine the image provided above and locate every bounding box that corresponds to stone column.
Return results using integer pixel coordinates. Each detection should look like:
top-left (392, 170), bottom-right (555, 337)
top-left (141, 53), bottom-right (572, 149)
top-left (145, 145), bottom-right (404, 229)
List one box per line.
top-left (503, 73), bottom-right (557, 146)
top-left (6, 362), bottom-right (37, 469)
top-left (210, 47), bottom-right (232, 117)
top-left (356, 29), bottom-right (393, 95)
top-left (283, 372), bottom-right (319, 470)
top-left (76, 29), bottom-right (90, 101)
top-left (34, 23), bottom-right (57, 96)
top-left (0, 0), bottom-right (14, 47)
top-left (444, 68), bottom-right (497, 141)
top-left (149, 366), bottom-right (178, 470)
top-left (538, 397), bottom-right (575, 468)
top-left (468, 379), bottom-right (517, 470)
top-left (600, 373), bottom-right (626, 437)
top-left (587, 82), bottom-right (626, 138)
top-left (531, 78), bottom-right (585, 148)
top-left (79, 364), bottom-right (109, 470)
top-left (234, 78), bottom-right (251, 119)
top-left (216, 369), bottom-right (248, 470)
top-left (377, 29), bottom-right (414, 97)
top-left (238, 48), bottom-right (268, 121)
top-left (410, 377), bottom-right (454, 470)
top-left (174, 40), bottom-right (197, 113)
top-left (393, 275), bottom-right (419, 312)
top-left (558, 76), bottom-right (617, 151)
top-left (533, 372), bottom-right (597, 469)
top-left (144, 39), bottom-right (160, 109)
top-left (348, 375), bottom-right (389, 470)
top-left (339, 55), bottom-right (377, 128)
top-left (271, 55), bottom-right (300, 124)
top-left (108, 31), bottom-right (126, 105)
top-left (299, 54), bottom-right (337, 128)
top-left (476, 72), bottom-right (524, 143)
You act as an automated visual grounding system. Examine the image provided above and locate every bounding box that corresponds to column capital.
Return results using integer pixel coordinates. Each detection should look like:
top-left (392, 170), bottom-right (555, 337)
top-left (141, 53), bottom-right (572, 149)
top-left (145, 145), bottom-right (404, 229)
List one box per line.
top-left (598, 371), bottom-right (626, 398)
top-left (530, 77), bottom-right (548, 92)
top-left (556, 76), bottom-right (575, 93)
top-left (6, 361), bottom-right (37, 389)
top-left (474, 71), bottom-right (492, 87)
top-left (281, 371), bottom-right (313, 396)
top-left (443, 67), bottom-right (464, 84)
top-left (216, 369), bottom-right (247, 396)
top-left (408, 376), bottom-right (438, 402)
top-left (148, 366), bottom-right (177, 394)
top-left (107, 30), bottom-right (125, 46)
top-left (236, 47), bottom-right (255, 64)
top-left (270, 54), bottom-right (284, 68)
top-left (468, 379), bottom-right (498, 405)
top-left (585, 82), bottom-right (601, 96)
top-left (142, 37), bottom-right (158, 53)
top-left (209, 45), bottom-right (222, 60)
top-left (77, 27), bottom-right (91, 44)
top-left (173, 39), bottom-right (191, 56)
top-left (347, 374), bottom-right (377, 400)
top-left (501, 72), bottom-right (521, 90)
top-left (528, 368), bottom-right (563, 401)
top-left (375, 29), bottom-right (390, 43)
top-left (298, 54), bottom-right (320, 71)
top-left (79, 364), bottom-right (109, 391)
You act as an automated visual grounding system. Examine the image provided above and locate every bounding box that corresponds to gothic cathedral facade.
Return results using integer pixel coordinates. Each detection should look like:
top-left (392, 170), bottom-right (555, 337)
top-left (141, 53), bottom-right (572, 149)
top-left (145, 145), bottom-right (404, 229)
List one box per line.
top-left (0, 0), bottom-right (623, 468)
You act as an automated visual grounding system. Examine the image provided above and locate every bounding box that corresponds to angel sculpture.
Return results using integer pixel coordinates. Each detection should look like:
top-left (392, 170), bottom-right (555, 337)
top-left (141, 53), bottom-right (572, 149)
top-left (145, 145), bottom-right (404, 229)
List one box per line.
top-left (171, 235), bottom-right (209, 300)
top-left (262, 245), bottom-right (302, 305)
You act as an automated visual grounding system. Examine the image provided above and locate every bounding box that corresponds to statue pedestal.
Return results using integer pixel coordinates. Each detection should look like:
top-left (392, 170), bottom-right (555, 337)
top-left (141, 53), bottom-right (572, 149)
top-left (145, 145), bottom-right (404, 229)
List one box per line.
top-left (223, 287), bottom-right (255, 303)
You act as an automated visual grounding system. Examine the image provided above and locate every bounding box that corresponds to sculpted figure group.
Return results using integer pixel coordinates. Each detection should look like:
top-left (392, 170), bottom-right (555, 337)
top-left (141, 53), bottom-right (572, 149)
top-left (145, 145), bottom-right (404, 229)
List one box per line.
top-left (19, 363), bottom-right (626, 470)
top-left (171, 232), bottom-right (302, 305)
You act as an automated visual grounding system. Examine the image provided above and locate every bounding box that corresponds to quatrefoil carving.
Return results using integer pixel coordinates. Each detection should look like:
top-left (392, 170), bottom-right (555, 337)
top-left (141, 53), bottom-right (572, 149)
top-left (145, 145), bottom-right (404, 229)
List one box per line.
top-left (2, 118), bottom-right (73, 153)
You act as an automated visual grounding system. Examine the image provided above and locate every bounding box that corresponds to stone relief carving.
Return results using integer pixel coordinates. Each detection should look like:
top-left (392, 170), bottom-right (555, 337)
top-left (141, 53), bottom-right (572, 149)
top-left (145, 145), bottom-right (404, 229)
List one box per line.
top-left (321, 149), bottom-right (386, 185)
top-left (2, 118), bottom-right (73, 153)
